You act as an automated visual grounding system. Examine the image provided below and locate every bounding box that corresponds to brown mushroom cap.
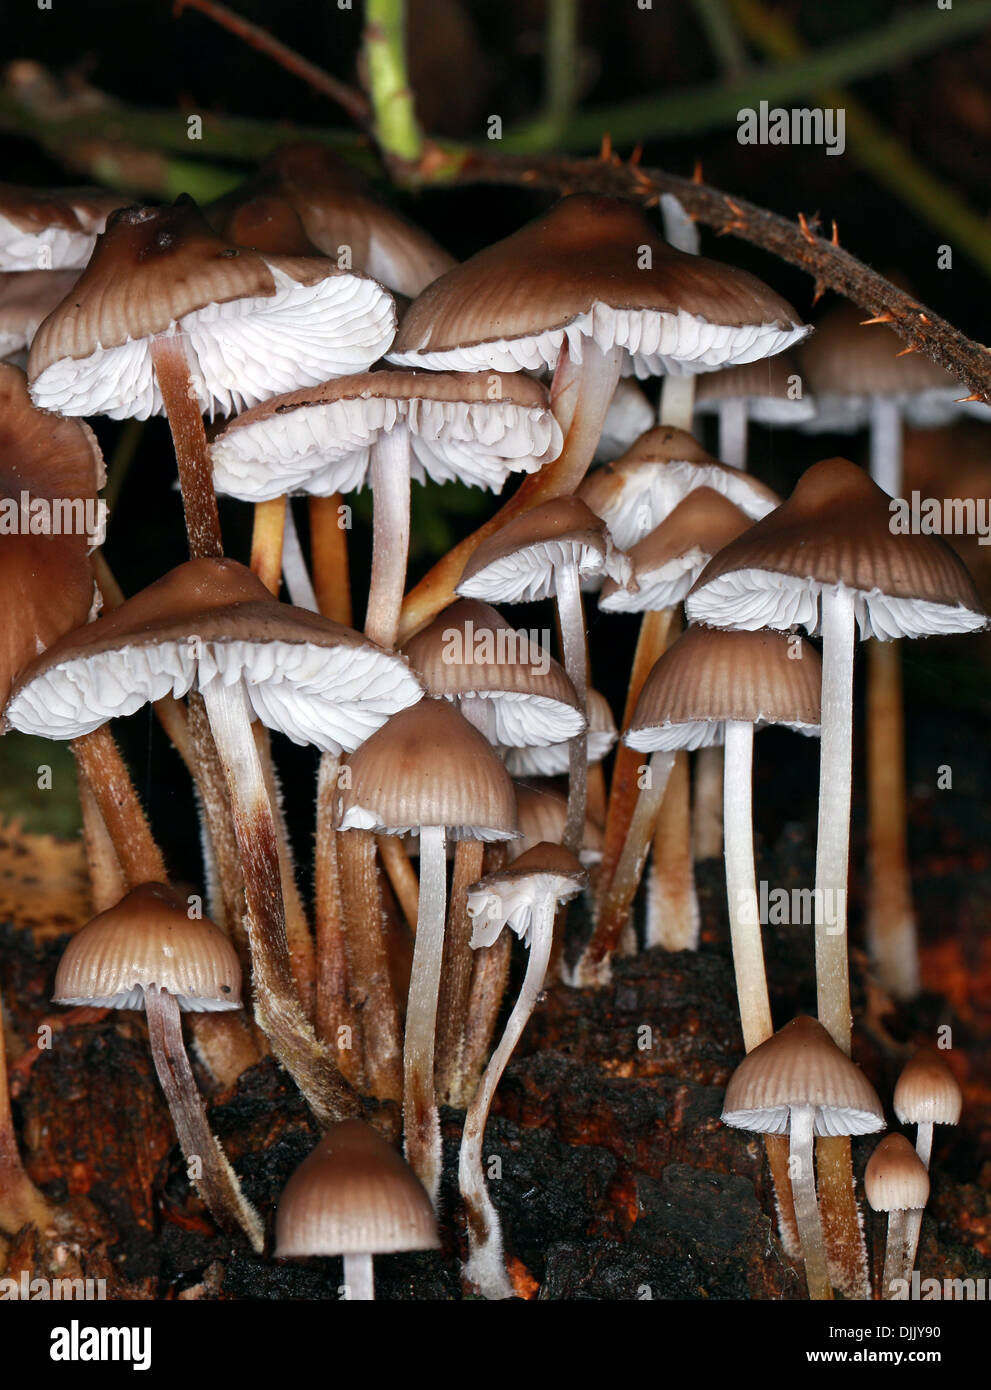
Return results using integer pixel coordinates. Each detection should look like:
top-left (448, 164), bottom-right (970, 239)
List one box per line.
top-left (0, 183), bottom-right (123, 270)
top-left (0, 270), bottom-right (79, 359)
top-left (579, 425), bottom-right (779, 549)
top-left (275, 1118), bottom-right (439, 1257)
top-left (54, 882), bottom-right (241, 1011)
top-left (625, 625), bottom-right (821, 751)
top-left (687, 456), bottom-right (987, 640)
top-left (390, 194), bottom-right (807, 377)
top-left (219, 195), bottom-right (326, 257)
top-left (457, 496), bottom-right (609, 603)
top-left (402, 599), bottom-right (584, 748)
top-left (721, 1015), bottom-right (885, 1136)
top-left (0, 364), bottom-right (103, 708)
top-left (467, 840), bottom-right (588, 947)
top-left (209, 368), bottom-right (561, 501)
top-left (864, 1133), bottom-right (931, 1213)
top-left (28, 196), bottom-right (396, 420)
top-left (4, 557), bottom-right (423, 751)
top-left (694, 349), bottom-right (815, 424)
top-left (893, 1049), bottom-right (963, 1127)
top-left (336, 697), bottom-right (518, 839)
top-left (599, 487), bottom-right (752, 613)
top-left (510, 782), bottom-right (604, 864)
top-left (207, 143), bottom-right (455, 298)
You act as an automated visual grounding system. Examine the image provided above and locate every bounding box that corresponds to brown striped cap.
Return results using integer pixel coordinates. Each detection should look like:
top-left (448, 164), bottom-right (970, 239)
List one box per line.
top-left (390, 194), bottom-right (807, 376)
top-left (510, 781), bottom-right (604, 865)
top-left (53, 882), bottom-right (241, 1011)
top-left (864, 1133), bottom-right (930, 1213)
top-left (276, 1119), bottom-right (439, 1257)
top-left (458, 496), bottom-right (609, 603)
top-left (0, 183), bottom-right (123, 270)
top-left (694, 349), bottom-right (815, 424)
top-left (893, 1049), bottom-right (963, 1127)
top-left (625, 625), bottom-right (821, 751)
top-left (687, 457), bottom-right (987, 640)
top-left (336, 697), bottom-right (518, 839)
top-left (721, 1016), bottom-right (885, 1136)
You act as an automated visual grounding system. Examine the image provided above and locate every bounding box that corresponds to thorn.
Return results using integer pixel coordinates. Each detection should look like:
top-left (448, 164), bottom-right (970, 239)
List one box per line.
top-left (860, 312), bottom-right (895, 325)
top-left (630, 165), bottom-right (655, 192)
top-left (717, 219), bottom-right (746, 237)
top-left (644, 194), bottom-right (661, 208)
top-left (599, 132), bottom-right (613, 162)
top-left (955, 392), bottom-right (988, 404)
top-left (811, 279), bottom-right (827, 306)
top-left (692, 159), bottom-right (704, 184)
top-left (797, 212), bottom-right (818, 245)
top-left (831, 220), bottom-right (840, 246)
top-left (919, 312), bottom-right (931, 325)
top-left (629, 143), bottom-right (643, 167)
top-left (896, 342), bottom-right (921, 357)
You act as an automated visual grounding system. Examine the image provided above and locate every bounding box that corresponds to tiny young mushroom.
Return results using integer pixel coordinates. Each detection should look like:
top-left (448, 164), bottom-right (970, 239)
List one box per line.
top-left (456, 496), bottom-right (609, 855)
top-left (893, 1047), bottom-right (963, 1278)
top-left (687, 457), bottom-right (985, 1296)
top-left (390, 192), bottom-right (808, 638)
top-left (337, 698), bottom-right (517, 1205)
top-left (5, 557), bottom-right (423, 1128)
top-left (864, 1133), bottom-right (930, 1299)
top-left (721, 1016), bottom-right (884, 1301)
top-left (28, 195), bottom-right (396, 562)
top-left (459, 842), bottom-right (587, 1299)
top-left (210, 369), bottom-right (561, 650)
top-left (53, 882), bottom-right (263, 1250)
top-left (276, 1118), bottom-right (439, 1301)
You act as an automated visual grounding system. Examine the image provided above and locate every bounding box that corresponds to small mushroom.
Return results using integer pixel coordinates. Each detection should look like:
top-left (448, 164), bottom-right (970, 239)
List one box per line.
top-left (276, 1118), bottom-right (438, 1300)
top-left (53, 882), bottom-right (263, 1250)
top-left (865, 1133), bottom-right (930, 1298)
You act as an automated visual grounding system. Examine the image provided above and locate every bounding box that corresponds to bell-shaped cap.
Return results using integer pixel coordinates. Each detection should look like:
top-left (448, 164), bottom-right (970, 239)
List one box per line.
top-left (864, 1133), bottom-right (930, 1213)
top-left (54, 882), bottom-right (241, 1012)
top-left (695, 349), bottom-right (815, 425)
top-left (893, 1049), bottom-right (963, 1127)
top-left (510, 781), bottom-right (603, 866)
top-left (457, 496), bottom-right (609, 604)
top-left (687, 457), bottom-right (987, 640)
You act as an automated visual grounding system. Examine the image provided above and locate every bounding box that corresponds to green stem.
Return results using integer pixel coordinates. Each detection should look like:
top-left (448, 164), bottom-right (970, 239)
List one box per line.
top-left (363, 0), bottom-right (423, 163)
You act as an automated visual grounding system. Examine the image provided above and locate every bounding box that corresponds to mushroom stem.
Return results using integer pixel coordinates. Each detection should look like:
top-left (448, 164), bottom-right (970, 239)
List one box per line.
top-left (365, 422), bottom-right (412, 650)
top-left (378, 834), bottom-right (421, 931)
top-left (200, 677), bottom-right (358, 1128)
top-left (76, 769), bottom-right (126, 912)
top-left (70, 726), bottom-right (167, 887)
top-left (897, 1120), bottom-right (935, 1283)
top-left (338, 829), bottom-right (402, 1101)
top-left (722, 721), bottom-right (773, 1050)
top-left (814, 584), bottom-right (856, 1055)
top-left (403, 824), bottom-right (448, 1206)
top-left (143, 985), bottom-right (263, 1251)
top-left (555, 558), bottom-right (589, 855)
top-left (788, 1103), bottom-right (833, 1300)
top-left (314, 753), bottom-right (364, 1084)
top-left (574, 750), bottom-right (676, 985)
top-left (645, 749), bottom-right (698, 949)
top-left (396, 341), bottom-right (622, 644)
top-left (882, 1208), bottom-right (910, 1298)
top-left (461, 896), bottom-right (556, 1299)
top-left (659, 374), bottom-right (696, 432)
top-left (343, 1251), bottom-right (375, 1301)
top-left (866, 637), bottom-right (918, 1000)
top-left (915, 1121), bottom-right (934, 1170)
top-left (0, 984), bottom-right (53, 1237)
top-left (459, 927), bottom-right (513, 1105)
top-left (281, 502), bottom-right (320, 611)
top-left (250, 496), bottom-right (286, 596)
top-left (435, 839), bottom-right (485, 1104)
top-left (149, 333), bottom-right (223, 561)
top-left (310, 493), bottom-right (352, 625)
top-left (595, 605), bottom-right (676, 914)
top-left (716, 396), bottom-right (749, 471)
top-left (693, 744), bottom-right (725, 861)
top-left (818, 1135), bottom-right (870, 1299)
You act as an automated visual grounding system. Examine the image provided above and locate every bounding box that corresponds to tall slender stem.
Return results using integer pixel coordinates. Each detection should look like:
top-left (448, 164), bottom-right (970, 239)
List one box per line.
top-left (144, 986), bottom-right (263, 1250)
top-left (556, 560), bottom-right (588, 855)
top-left (645, 749), bottom-right (698, 950)
top-left (250, 496), bottom-right (286, 596)
top-left (722, 721), bottom-right (773, 1050)
top-left (717, 397), bottom-right (749, 470)
top-left (458, 928), bottom-right (512, 1106)
top-left (281, 503), bottom-right (319, 611)
top-left (314, 752), bottom-right (365, 1087)
top-left (882, 1208), bottom-right (909, 1299)
top-left (365, 425), bottom-right (412, 651)
top-left (339, 829), bottom-right (403, 1101)
top-left (789, 1104), bottom-right (833, 1300)
top-left (461, 898), bottom-right (556, 1299)
top-left (70, 726), bottom-right (167, 887)
top-left (403, 824), bottom-right (448, 1206)
top-left (435, 840), bottom-right (485, 1103)
top-left (149, 334), bottom-right (223, 561)
top-left (310, 494), bottom-right (352, 625)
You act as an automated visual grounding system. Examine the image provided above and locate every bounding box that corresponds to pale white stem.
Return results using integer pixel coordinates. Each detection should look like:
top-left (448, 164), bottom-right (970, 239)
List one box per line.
top-left (659, 375), bottom-right (696, 432)
top-left (915, 1122), bottom-right (934, 1170)
top-left (900, 1122), bottom-right (935, 1278)
top-left (556, 559), bottom-right (589, 856)
top-left (717, 397), bottom-right (749, 470)
top-left (882, 1208), bottom-right (910, 1299)
top-left (461, 896), bottom-right (556, 1299)
top-left (403, 824), bottom-right (448, 1208)
top-left (366, 423), bottom-right (412, 650)
top-left (789, 1103), bottom-right (833, 1300)
top-left (343, 1251), bottom-right (375, 1301)
top-left (144, 987), bottom-right (264, 1251)
top-left (869, 396), bottom-right (903, 498)
top-left (814, 586), bottom-right (857, 1056)
top-left (280, 502), bottom-right (319, 612)
top-left (723, 721), bottom-right (773, 1052)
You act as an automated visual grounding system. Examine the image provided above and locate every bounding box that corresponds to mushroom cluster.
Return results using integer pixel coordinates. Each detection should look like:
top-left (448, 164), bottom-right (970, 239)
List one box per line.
top-left (0, 158), bottom-right (981, 1303)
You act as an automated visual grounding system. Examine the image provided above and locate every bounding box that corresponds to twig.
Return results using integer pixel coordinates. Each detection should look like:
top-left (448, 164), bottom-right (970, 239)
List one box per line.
top-left (173, 0), bottom-right (370, 128)
top-left (363, 0), bottom-right (423, 163)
